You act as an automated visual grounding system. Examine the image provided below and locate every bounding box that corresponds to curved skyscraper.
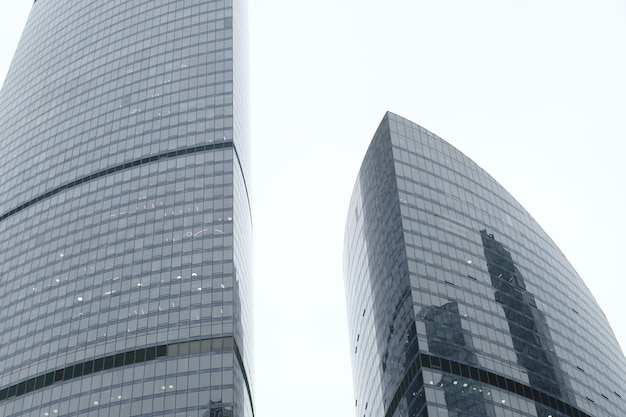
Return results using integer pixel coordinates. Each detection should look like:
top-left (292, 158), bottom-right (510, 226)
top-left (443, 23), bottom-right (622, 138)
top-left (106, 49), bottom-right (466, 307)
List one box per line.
top-left (0, 1), bottom-right (253, 416)
top-left (344, 112), bottom-right (626, 417)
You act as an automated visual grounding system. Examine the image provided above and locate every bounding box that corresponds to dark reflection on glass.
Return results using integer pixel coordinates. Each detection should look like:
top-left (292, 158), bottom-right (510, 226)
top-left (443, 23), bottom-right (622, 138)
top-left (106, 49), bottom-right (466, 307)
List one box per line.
top-left (418, 302), bottom-right (496, 417)
top-left (202, 402), bottom-right (233, 417)
top-left (383, 321), bottom-right (425, 417)
top-left (481, 230), bottom-right (574, 416)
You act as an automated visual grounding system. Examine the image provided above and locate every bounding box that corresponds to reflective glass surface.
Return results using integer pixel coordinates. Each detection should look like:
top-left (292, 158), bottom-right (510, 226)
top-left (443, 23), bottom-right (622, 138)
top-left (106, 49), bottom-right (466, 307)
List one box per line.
top-left (0, 1), bottom-right (252, 416)
top-left (344, 112), bottom-right (626, 417)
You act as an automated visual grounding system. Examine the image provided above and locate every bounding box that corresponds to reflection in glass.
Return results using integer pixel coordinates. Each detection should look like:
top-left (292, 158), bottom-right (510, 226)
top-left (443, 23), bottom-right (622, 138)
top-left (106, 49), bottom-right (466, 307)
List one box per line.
top-left (203, 401), bottom-right (233, 417)
top-left (418, 302), bottom-right (496, 417)
top-left (481, 230), bottom-right (573, 416)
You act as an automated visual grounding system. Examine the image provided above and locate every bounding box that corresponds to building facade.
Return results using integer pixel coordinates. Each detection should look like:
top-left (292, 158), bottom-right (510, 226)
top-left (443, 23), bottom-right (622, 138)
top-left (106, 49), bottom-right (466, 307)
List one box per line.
top-left (0, 1), bottom-right (253, 416)
top-left (344, 112), bottom-right (626, 417)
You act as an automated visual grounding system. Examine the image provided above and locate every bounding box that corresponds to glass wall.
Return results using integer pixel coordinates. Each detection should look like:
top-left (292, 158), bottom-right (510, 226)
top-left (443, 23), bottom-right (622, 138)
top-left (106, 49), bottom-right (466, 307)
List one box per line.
top-left (344, 112), bottom-right (626, 417)
top-left (0, 1), bottom-right (253, 416)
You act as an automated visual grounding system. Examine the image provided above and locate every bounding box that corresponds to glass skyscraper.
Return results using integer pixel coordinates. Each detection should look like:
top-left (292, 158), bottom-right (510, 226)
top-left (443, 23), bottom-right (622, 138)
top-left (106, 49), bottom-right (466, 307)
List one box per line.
top-left (344, 112), bottom-right (626, 417)
top-left (0, 1), bottom-right (253, 416)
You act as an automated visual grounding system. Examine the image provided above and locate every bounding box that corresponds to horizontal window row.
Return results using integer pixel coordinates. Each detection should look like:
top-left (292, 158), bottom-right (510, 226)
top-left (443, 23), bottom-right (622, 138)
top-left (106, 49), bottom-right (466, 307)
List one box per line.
top-left (0, 141), bottom-right (234, 224)
top-left (0, 335), bottom-right (237, 404)
top-left (420, 353), bottom-right (591, 417)
top-left (381, 350), bottom-right (596, 417)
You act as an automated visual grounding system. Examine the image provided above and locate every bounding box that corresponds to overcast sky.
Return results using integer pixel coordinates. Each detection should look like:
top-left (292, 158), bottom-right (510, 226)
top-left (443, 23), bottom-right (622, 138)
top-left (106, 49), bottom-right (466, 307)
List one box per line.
top-left (1, 2), bottom-right (625, 417)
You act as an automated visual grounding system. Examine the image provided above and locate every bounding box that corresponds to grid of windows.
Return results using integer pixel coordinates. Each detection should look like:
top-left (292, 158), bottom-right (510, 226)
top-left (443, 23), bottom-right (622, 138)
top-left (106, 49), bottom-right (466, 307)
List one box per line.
top-left (0, 0), bottom-right (252, 416)
top-left (344, 112), bottom-right (626, 417)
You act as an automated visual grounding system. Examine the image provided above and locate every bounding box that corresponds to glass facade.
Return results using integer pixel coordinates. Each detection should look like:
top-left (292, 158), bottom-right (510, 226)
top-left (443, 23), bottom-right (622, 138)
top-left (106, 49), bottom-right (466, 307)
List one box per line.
top-left (344, 112), bottom-right (626, 417)
top-left (0, 1), bottom-right (253, 416)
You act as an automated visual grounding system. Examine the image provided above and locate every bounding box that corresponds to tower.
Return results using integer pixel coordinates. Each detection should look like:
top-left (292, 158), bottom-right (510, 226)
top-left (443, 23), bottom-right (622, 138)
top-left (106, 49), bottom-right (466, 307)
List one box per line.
top-left (344, 112), bottom-right (626, 417)
top-left (0, 1), bottom-right (253, 416)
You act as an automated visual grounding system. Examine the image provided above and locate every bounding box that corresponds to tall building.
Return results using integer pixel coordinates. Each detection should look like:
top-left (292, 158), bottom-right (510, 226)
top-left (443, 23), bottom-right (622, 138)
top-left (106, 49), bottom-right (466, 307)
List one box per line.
top-left (0, 1), bottom-right (253, 416)
top-left (344, 112), bottom-right (626, 417)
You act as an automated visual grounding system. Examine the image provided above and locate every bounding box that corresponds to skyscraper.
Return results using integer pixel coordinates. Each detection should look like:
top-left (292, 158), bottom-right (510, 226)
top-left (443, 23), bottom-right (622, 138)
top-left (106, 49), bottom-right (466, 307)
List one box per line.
top-left (0, 1), bottom-right (253, 416)
top-left (344, 112), bottom-right (626, 417)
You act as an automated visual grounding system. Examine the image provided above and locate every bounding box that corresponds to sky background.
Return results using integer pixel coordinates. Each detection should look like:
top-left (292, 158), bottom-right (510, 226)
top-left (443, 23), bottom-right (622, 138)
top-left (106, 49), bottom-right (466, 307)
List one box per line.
top-left (1, 1), bottom-right (625, 417)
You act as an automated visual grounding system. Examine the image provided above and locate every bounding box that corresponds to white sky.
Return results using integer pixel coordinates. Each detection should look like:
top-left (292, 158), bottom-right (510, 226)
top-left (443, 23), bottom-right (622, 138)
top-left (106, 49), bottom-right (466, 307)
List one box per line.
top-left (1, 2), bottom-right (625, 417)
